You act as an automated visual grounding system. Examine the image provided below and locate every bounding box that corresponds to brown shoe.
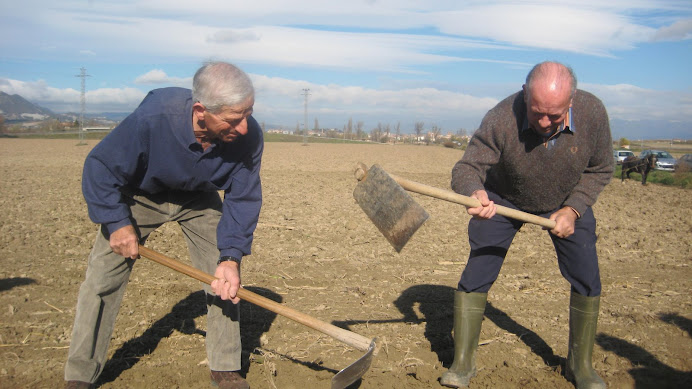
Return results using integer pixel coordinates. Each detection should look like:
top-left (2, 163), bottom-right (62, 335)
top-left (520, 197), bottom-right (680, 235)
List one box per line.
top-left (210, 370), bottom-right (249, 389)
top-left (65, 381), bottom-right (94, 389)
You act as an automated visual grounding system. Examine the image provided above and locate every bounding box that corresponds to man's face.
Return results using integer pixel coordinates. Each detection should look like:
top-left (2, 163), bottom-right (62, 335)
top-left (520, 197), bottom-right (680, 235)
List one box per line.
top-left (523, 84), bottom-right (572, 136)
top-left (201, 96), bottom-right (255, 143)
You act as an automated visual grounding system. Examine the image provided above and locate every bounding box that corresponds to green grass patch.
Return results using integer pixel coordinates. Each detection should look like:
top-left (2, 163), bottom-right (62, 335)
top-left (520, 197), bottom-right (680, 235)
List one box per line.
top-left (615, 165), bottom-right (692, 189)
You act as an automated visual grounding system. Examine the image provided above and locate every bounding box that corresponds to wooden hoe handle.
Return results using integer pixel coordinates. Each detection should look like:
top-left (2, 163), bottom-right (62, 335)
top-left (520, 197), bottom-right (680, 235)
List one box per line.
top-left (137, 245), bottom-right (373, 352)
top-left (387, 173), bottom-right (557, 230)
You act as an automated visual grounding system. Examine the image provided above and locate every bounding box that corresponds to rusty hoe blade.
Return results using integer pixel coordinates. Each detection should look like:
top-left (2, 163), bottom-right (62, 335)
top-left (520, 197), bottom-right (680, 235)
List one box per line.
top-left (353, 163), bottom-right (430, 252)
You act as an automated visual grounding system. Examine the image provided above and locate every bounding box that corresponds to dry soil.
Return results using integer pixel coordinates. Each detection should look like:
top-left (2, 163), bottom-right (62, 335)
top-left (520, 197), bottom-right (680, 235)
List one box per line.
top-left (0, 139), bottom-right (690, 388)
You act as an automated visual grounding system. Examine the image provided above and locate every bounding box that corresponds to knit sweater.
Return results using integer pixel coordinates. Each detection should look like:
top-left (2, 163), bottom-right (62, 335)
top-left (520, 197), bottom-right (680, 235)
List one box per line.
top-left (451, 89), bottom-right (613, 216)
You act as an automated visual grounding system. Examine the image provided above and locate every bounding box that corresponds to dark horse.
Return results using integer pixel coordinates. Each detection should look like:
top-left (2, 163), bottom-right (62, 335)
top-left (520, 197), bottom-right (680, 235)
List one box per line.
top-left (621, 153), bottom-right (657, 185)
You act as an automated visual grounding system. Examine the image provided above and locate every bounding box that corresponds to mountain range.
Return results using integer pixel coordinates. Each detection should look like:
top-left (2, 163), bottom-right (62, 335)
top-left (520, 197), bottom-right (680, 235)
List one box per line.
top-left (0, 92), bottom-right (128, 123)
top-left (0, 91), bottom-right (57, 121)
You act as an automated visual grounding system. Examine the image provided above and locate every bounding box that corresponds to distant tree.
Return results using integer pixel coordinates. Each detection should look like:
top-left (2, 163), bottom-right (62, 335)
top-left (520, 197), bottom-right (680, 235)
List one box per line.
top-left (414, 121), bottom-right (424, 141)
top-left (371, 123), bottom-right (383, 142)
top-left (0, 115), bottom-right (5, 133)
top-left (619, 137), bottom-right (630, 147)
top-left (457, 128), bottom-right (468, 137)
top-left (314, 118), bottom-right (319, 132)
top-left (295, 121), bottom-right (301, 134)
top-left (261, 121), bottom-right (266, 133)
top-left (356, 121), bottom-right (364, 140)
top-left (431, 124), bottom-right (442, 143)
top-left (346, 117), bottom-right (353, 140)
top-left (394, 122), bottom-right (401, 143)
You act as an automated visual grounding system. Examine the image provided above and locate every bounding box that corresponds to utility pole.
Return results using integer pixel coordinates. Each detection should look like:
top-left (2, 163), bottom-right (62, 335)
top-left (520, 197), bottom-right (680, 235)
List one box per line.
top-left (75, 67), bottom-right (91, 145)
top-left (301, 88), bottom-right (310, 145)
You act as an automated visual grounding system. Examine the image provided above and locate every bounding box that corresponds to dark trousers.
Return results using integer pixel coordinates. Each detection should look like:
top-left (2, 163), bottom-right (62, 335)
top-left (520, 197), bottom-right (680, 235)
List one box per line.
top-left (458, 192), bottom-right (601, 297)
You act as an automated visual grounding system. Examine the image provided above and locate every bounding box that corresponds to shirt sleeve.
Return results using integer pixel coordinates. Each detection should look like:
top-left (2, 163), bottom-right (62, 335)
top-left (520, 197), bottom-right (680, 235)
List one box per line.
top-left (217, 121), bottom-right (264, 259)
top-left (81, 113), bottom-right (148, 234)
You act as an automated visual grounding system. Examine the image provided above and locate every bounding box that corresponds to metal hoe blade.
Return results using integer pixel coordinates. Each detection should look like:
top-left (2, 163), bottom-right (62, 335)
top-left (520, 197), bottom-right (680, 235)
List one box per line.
top-left (353, 163), bottom-right (429, 252)
top-left (137, 246), bottom-right (379, 388)
top-left (331, 338), bottom-right (378, 389)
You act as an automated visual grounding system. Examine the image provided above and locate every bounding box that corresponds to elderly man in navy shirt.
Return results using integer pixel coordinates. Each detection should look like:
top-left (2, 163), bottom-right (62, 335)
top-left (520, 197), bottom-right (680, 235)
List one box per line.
top-left (65, 62), bottom-right (261, 389)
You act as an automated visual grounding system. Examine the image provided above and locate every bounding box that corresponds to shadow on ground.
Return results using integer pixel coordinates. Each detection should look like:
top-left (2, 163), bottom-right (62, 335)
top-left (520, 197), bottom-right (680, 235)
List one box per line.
top-left (0, 277), bottom-right (35, 292)
top-left (98, 286), bottom-right (281, 386)
top-left (597, 312), bottom-right (692, 389)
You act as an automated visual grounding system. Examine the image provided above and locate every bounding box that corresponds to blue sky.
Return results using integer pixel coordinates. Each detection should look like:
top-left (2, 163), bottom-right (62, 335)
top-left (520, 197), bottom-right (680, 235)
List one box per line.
top-left (1, 0), bottom-right (691, 139)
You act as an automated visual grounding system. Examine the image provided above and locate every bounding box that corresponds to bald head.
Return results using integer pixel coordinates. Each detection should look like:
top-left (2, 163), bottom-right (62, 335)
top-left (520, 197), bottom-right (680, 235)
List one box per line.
top-left (522, 62), bottom-right (577, 135)
top-left (525, 61), bottom-right (577, 100)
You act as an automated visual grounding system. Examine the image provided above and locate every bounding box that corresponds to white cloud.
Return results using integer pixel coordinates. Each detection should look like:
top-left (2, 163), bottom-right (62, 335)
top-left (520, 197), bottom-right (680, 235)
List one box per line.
top-left (0, 78), bottom-right (145, 113)
top-left (250, 73), bottom-right (498, 130)
top-left (582, 82), bottom-right (692, 121)
top-left (134, 70), bottom-right (191, 87)
top-left (652, 18), bottom-right (692, 41)
top-left (5, 1), bottom-right (688, 69)
top-left (431, 5), bottom-right (655, 57)
top-left (3, 74), bottom-right (691, 132)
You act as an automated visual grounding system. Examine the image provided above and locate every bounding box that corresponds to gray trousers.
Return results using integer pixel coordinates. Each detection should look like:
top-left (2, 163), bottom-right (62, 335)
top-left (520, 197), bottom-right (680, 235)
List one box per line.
top-left (65, 189), bottom-right (241, 383)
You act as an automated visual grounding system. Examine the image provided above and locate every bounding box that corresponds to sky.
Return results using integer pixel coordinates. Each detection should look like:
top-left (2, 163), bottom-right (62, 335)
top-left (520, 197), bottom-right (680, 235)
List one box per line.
top-left (1, 0), bottom-right (691, 139)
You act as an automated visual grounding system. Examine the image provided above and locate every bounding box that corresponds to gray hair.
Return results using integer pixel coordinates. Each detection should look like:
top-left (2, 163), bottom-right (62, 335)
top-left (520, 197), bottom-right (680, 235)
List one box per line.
top-left (192, 61), bottom-right (254, 113)
top-left (525, 61), bottom-right (577, 97)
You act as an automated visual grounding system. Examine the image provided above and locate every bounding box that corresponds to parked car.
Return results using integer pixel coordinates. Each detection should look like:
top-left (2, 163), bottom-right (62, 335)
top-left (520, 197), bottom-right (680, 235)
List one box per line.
top-left (675, 154), bottom-right (692, 172)
top-left (639, 149), bottom-right (676, 171)
top-left (613, 149), bottom-right (635, 164)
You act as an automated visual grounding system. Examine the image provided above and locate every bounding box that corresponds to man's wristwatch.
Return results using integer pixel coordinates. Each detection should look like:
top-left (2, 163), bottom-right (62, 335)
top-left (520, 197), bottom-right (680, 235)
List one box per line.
top-left (217, 256), bottom-right (242, 266)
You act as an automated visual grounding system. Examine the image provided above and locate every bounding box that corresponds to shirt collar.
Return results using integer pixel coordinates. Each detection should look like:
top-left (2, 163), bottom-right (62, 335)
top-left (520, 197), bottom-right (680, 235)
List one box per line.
top-left (522, 106), bottom-right (574, 135)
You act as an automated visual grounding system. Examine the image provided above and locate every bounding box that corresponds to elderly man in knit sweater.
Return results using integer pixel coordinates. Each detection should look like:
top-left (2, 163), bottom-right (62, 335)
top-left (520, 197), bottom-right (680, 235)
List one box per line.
top-left (441, 61), bottom-right (612, 389)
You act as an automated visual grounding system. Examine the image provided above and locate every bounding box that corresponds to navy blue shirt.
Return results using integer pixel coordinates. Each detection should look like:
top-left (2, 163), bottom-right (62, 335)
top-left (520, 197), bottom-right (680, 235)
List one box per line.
top-left (82, 87), bottom-right (263, 259)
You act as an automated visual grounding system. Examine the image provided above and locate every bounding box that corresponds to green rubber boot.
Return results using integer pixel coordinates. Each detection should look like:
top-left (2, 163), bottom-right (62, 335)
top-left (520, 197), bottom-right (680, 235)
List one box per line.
top-left (440, 291), bottom-right (487, 388)
top-left (565, 292), bottom-right (606, 389)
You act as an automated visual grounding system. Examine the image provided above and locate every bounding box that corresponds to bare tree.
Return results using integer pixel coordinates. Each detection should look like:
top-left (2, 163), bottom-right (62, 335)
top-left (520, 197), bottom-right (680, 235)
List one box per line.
top-left (314, 118), bottom-right (319, 133)
top-left (347, 117), bottom-right (353, 140)
top-left (371, 123), bottom-right (384, 142)
top-left (356, 121), bottom-right (364, 140)
top-left (414, 121), bottom-right (424, 142)
top-left (431, 124), bottom-right (442, 143)
top-left (394, 122), bottom-right (401, 143)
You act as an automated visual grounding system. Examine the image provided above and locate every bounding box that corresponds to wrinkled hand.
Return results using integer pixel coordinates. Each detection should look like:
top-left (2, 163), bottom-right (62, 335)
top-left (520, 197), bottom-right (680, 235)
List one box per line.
top-left (110, 225), bottom-right (139, 259)
top-left (211, 261), bottom-right (241, 304)
top-left (548, 207), bottom-right (578, 238)
top-left (467, 190), bottom-right (497, 219)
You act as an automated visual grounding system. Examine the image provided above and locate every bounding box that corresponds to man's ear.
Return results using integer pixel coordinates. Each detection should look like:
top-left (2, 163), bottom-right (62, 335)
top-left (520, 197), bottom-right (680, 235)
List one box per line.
top-left (192, 102), bottom-right (206, 120)
top-left (522, 84), bottom-right (528, 102)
